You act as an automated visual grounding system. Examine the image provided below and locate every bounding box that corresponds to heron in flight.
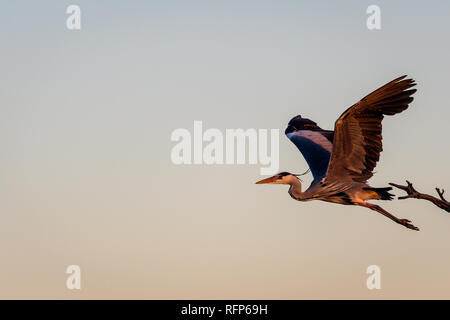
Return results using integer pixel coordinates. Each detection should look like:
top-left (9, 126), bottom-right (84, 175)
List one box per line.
top-left (256, 75), bottom-right (419, 231)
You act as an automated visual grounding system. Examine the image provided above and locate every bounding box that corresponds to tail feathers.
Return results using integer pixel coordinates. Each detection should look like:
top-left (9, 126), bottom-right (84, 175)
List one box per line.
top-left (364, 187), bottom-right (395, 200)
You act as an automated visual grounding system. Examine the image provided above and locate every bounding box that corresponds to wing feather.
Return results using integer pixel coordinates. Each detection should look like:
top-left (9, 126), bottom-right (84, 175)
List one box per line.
top-left (325, 75), bottom-right (417, 183)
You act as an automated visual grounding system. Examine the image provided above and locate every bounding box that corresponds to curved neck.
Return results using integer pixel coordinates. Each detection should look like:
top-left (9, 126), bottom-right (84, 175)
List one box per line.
top-left (287, 177), bottom-right (304, 200)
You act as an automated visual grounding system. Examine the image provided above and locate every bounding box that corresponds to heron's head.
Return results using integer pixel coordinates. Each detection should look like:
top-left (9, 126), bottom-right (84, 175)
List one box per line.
top-left (255, 172), bottom-right (300, 185)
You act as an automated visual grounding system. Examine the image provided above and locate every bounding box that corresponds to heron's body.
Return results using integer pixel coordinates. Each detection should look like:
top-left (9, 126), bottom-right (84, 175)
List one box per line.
top-left (256, 76), bottom-right (419, 231)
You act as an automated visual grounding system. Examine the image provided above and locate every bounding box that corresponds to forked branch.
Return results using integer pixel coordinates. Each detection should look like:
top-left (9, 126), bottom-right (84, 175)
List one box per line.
top-left (389, 180), bottom-right (450, 213)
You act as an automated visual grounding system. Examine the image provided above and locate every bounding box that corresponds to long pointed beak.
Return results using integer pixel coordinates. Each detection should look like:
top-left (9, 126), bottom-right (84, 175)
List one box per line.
top-left (255, 176), bottom-right (278, 184)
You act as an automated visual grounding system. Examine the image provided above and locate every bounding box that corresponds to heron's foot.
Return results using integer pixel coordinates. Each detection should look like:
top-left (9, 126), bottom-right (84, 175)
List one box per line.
top-left (398, 219), bottom-right (419, 231)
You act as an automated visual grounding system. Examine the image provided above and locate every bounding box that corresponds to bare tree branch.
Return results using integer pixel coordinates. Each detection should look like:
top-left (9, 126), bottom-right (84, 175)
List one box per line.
top-left (436, 188), bottom-right (447, 202)
top-left (389, 180), bottom-right (450, 213)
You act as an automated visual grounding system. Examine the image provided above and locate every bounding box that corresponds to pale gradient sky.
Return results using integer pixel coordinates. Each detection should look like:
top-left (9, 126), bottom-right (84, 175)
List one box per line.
top-left (0, 1), bottom-right (450, 299)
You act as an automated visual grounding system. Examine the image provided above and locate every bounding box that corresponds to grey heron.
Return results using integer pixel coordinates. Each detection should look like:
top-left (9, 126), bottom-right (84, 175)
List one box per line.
top-left (256, 75), bottom-right (419, 231)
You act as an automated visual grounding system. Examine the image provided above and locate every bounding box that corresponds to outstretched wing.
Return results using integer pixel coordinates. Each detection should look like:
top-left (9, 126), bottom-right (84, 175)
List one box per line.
top-left (325, 75), bottom-right (417, 184)
top-left (285, 115), bottom-right (334, 182)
